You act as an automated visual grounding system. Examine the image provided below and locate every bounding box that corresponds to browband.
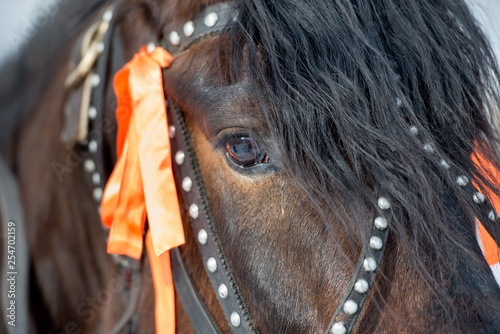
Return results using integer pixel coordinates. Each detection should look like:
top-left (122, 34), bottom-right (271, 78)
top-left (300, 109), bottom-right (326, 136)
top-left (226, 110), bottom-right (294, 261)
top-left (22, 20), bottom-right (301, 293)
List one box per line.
top-left (162, 2), bottom-right (236, 54)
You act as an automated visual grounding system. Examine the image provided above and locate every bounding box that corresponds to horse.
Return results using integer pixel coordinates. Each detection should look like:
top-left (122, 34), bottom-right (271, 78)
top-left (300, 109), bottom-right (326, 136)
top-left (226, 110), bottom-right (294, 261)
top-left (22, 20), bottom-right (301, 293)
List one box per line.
top-left (1, 0), bottom-right (500, 333)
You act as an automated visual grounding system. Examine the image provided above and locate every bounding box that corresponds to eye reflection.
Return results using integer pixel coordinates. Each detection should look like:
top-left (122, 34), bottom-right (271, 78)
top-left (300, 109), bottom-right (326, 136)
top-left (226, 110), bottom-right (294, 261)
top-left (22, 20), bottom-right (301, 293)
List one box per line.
top-left (225, 136), bottom-right (269, 168)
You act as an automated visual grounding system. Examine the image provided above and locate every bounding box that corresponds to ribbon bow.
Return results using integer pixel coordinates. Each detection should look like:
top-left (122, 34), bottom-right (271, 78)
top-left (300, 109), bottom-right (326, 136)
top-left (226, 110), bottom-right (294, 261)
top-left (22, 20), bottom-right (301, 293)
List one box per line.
top-left (101, 46), bottom-right (185, 259)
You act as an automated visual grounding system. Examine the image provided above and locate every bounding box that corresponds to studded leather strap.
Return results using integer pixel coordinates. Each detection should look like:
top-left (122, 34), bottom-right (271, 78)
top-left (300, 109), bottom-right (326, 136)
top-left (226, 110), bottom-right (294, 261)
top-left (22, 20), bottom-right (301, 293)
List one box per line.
top-left (170, 247), bottom-right (223, 334)
top-left (327, 198), bottom-right (391, 334)
top-left (63, 3), bottom-right (115, 204)
top-left (167, 101), bottom-right (257, 333)
top-left (162, 2), bottom-right (235, 54)
top-left (63, 3), bottom-right (144, 333)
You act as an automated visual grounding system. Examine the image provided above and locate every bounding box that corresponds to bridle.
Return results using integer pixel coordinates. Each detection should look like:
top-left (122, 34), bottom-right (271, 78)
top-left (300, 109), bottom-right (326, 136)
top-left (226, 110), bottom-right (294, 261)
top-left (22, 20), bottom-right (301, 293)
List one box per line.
top-left (2, 1), bottom-right (499, 334)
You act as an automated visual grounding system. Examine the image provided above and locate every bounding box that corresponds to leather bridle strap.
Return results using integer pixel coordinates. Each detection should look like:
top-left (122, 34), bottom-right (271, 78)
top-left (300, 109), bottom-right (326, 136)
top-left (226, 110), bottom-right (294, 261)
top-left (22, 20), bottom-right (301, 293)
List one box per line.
top-left (166, 94), bottom-right (390, 334)
top-left (170, 248), bottom-right (223, 334)
top-left (0, 155), bottom-right (29, 334)
top-left (326, 202), bottom-right (391, 334)
top-left (167, 100), bottom-right (257, 333)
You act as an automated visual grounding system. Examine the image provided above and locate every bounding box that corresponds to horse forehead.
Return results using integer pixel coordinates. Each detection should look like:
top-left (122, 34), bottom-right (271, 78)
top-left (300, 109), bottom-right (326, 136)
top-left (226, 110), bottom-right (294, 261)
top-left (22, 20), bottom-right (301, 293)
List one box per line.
top-left (163, 38), bottom-right (264, 135)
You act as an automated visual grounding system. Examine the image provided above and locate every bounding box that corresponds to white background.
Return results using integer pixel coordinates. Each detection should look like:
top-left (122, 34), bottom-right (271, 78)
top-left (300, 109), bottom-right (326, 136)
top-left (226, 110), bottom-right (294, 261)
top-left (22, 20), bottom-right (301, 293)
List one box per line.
top-left (0, 0), bottom-right (499, 63)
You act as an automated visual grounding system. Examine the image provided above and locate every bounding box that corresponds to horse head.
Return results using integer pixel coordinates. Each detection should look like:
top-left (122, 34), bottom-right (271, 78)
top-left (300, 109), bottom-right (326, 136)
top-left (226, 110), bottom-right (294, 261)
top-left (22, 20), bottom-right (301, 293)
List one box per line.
top-left (1, 0), bottom-right (500, 333)
top-left (157, 1), bottom-right (500, 332)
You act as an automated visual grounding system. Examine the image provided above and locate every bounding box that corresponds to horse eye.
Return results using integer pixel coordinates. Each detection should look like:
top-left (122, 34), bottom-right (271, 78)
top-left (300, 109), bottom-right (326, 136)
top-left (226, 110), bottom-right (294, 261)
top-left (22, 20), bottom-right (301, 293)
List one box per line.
top-left (225, 136), bottom-right (269, 168)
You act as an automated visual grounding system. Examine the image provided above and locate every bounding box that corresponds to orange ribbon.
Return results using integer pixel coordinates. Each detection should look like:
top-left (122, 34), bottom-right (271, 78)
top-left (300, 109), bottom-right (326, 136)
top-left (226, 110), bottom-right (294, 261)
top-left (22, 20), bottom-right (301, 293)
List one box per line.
top-left (146, 229), bottom-right (176, 333)
top-left (101, 46), bottom-right (185, 259)
top-left (473, 150), bottom-right (500, 266)
top-left (100, 46), bottom-right (185, 333)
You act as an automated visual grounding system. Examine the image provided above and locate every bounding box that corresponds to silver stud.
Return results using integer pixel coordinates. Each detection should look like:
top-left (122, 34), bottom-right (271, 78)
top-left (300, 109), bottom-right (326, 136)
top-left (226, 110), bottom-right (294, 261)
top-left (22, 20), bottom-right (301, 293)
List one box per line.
top-left (423, 142), bottom-right (434, 153)
top-left (169, 31), bottom-right (181, 46)
top-left (396, 97), bottom-right (402, 108)
top-left (409, 126), bottom-right (418, 135)
top-left (183, 21), bottom-right (195, 36)
top-left (88, 140), bottom-right (98, 153)
top-left (456, 175), bottom-right (469, 187)
top-left (369, 236), bottom-right (383, 250)
top-left (343, 300), bottom-right (358, 315)
top-left (197, 229), bottom-right (208, 245)
top-left (377, 197), bottom-right (391, 210)
top-left (88, 107), bottom-right (97, 120)
top-left (473, 192), bottom-right (485, 204)
top-left (331, 322), bottom-right (347, 334)
top-left (182, 177), bottom-right (193, 192)
top-left (363, 257), bottom-right (377, 272)
top-left (146, 42), bottom-right (156, 53)
top-left (207, 257), bottom-right (217, 272)
top-left (218, 284), bottom-right (229, 299)
top-left (102, 10), bottom-right (113, 22)
top-left (169, 125), bottom-right (176, 139)
top-left (439, 159), bottom-right (450, 169)
top-left (231, 312), bottom-right (241, 327)
top-left (374, 216), bottom-right (388, 230)
top-left (92, 172), bottom-right (101, 185)
top-left (90, 73), bottom-right (101, 87)
top-left (175, 151), bottom-right (185, 165)
top-left (84, 159), bottom-right (96, 173)
top-left (189, 204), bottom-right (199, 219)
top-left (96, 42), bottom-right (105, 53)
top-left (488, 210), bottom-right (496, 221)
top-left (93, 187), bottom-right (103, 201)
top-left (354, 279), bottom-right (369, 293)
top-left (204, 12), bottom-right (219, 27)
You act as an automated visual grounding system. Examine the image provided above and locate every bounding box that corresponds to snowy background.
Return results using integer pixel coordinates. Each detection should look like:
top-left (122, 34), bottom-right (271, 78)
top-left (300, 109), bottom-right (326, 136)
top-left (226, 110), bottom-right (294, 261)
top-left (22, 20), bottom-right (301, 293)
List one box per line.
top-left (0, 0), bottom-right (499, 63)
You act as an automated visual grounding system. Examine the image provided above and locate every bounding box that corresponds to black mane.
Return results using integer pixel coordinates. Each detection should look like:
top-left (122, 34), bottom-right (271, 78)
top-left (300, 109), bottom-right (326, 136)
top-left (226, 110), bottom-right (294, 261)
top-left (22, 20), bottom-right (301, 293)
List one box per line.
top-left (228, 0), bottom-right (500, 328)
